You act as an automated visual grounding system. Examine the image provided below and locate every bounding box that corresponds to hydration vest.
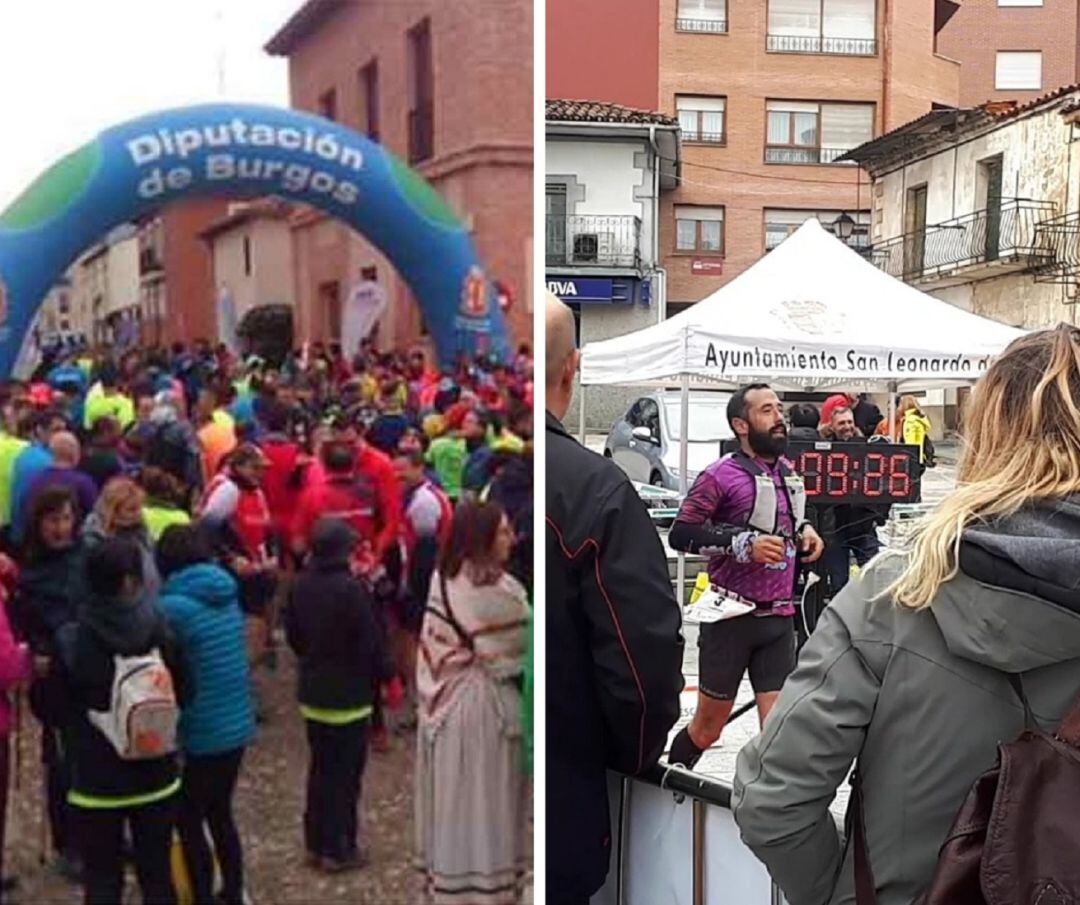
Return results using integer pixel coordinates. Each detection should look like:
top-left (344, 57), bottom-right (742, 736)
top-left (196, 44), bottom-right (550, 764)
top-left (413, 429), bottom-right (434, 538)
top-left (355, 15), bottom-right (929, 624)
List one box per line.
top-left (726, 451), bottom-right (807, 535)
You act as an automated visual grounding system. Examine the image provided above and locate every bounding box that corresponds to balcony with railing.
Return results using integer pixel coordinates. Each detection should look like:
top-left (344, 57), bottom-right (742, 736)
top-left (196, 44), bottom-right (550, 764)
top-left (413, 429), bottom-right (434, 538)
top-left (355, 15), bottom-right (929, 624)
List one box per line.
top-left (868, 199), bottom-right (1058, 288)
top-left (766, 33), bottom-right (876, 55)
top-left (677, 15), bottom-right (727, 33)
top-left (546, 215), bottom-right (642, 270)
top-left (765, 145), bottom-right (853, 165)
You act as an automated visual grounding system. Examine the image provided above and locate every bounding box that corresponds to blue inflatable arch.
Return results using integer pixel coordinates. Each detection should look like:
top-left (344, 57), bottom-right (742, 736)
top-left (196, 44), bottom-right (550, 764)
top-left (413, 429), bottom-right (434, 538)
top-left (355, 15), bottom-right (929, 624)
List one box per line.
top-left (0, 103), bottom-right (508, 376)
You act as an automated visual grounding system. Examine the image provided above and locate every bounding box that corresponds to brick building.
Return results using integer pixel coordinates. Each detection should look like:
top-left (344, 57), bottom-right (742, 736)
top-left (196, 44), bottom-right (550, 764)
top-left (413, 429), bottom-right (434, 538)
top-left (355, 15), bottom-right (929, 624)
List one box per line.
top-left (265, 0), bottom-right (533, 352)
top-left (546, 0), bottom-right (660, 110)
top-left (937, 0), bottom-right (1080, 107)
top-left (657, 0), bottom-right (961, 315)
top-left (136, 199), bottom-right (228, 347)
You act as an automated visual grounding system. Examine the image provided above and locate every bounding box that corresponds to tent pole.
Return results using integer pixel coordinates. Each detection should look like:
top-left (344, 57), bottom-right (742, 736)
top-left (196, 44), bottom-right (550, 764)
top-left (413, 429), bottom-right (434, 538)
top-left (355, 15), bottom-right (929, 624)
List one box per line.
top-left (676, 374), bottom-right (689, 605)
top-left (888, 381), bottom-right (897, 442)
top-left (579, 383), bottom-right (586, 445)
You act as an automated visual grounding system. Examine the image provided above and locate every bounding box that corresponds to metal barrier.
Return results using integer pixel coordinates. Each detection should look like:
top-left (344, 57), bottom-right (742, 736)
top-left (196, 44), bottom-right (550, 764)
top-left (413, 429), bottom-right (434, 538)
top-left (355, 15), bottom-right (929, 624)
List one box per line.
top-left (592, 765), bottom-right (788, 905)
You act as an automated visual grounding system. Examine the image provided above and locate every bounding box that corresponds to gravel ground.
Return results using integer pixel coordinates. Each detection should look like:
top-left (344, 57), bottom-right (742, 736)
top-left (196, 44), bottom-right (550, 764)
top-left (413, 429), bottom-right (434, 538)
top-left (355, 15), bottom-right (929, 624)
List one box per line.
top-left (4, 650), bottom-right (533, 904)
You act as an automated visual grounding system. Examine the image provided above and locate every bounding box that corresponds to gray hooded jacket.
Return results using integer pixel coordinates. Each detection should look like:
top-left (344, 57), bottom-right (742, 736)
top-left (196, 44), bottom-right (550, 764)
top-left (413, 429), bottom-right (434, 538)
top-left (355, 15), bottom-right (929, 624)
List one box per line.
top-left (732, 498), bottom-right (1080, 905)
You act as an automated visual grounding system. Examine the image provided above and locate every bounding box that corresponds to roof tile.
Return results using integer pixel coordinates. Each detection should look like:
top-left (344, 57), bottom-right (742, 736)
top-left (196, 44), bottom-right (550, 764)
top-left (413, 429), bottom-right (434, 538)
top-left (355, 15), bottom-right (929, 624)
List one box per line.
top-left (546, 98), bottom-right (677, 126)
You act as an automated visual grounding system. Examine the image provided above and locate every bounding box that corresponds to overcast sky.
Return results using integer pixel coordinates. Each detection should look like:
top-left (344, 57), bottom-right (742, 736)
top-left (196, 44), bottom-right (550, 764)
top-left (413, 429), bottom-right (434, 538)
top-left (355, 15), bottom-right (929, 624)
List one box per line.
top-left (0, 0), bottom-right (304, 209)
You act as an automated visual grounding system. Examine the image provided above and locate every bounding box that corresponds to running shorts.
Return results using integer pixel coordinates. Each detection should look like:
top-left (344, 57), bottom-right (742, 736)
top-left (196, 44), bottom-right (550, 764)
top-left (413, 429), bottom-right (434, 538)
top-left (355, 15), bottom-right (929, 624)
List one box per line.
top-left (698, 613), bottom-right (796, 700)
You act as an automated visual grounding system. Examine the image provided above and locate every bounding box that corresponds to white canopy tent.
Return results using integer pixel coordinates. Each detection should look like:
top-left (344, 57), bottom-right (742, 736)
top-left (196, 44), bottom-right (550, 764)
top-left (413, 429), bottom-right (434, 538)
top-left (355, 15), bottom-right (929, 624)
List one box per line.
top-left (579, 218), bottom-right (1024, 597)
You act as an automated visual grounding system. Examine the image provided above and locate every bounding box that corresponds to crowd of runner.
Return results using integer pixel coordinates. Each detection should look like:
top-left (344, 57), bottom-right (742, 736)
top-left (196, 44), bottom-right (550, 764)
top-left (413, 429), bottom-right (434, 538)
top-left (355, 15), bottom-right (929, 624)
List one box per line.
top-left (0, 337), bottom-right (534, 905)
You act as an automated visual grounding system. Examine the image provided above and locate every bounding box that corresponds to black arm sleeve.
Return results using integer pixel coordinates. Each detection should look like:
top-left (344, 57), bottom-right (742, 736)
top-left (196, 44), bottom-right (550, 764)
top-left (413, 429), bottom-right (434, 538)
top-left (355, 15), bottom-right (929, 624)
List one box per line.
top-left (668, 520), bottom-right (747, 556)
top-left (667, 470), bottom-right (750, 556)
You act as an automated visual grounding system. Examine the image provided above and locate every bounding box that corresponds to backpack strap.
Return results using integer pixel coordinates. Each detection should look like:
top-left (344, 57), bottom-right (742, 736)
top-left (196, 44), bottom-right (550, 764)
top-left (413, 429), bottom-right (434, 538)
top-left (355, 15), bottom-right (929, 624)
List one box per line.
top-left (428, 571), bottom-right (474, 653)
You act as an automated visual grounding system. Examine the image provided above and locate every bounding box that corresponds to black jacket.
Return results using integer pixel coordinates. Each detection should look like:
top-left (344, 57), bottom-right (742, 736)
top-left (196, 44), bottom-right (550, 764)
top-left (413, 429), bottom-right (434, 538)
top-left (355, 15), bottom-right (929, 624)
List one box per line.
top-left (545, 412), bottom-right (684, 899)
top-left (13, 543), bottom-right (89, 726)
top-left (55, 593), bottom-right (188, 802)
top-left (285, 520), bottom-right (394, 712)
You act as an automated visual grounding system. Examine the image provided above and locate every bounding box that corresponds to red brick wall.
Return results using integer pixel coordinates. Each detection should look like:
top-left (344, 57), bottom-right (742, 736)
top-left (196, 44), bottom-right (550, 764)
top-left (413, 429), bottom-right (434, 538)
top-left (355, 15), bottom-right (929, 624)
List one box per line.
top-left (546, 0), bottom-right (660, 109)
top-left (658, 0), bottom-right (957, 306)
top-left (281, 0), bottom-right (533, 351)
top-left (937, 0), bottom-right (1080, 106)
top-left (161, 198), bottom-right (229, 344)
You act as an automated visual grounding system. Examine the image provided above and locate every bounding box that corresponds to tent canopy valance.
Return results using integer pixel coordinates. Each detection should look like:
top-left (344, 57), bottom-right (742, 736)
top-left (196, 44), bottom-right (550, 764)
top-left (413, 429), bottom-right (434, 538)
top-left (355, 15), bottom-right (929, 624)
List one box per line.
top-left (579, 218), bottom-right (1024, 392)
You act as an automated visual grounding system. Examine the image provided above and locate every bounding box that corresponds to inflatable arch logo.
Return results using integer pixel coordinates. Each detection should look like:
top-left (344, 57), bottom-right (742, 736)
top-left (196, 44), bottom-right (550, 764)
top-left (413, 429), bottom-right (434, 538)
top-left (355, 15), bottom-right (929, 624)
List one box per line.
top-left (0, 103), bottom-right (509, 376)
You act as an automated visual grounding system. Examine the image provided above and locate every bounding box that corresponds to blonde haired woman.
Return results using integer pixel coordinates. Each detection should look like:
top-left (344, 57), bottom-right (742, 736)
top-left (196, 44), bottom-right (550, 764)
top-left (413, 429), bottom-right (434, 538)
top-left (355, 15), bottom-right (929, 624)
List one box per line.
top-left (732, 325), bottom-right (1080, 905)
top-left (81, 476), bottom-right (160, 599)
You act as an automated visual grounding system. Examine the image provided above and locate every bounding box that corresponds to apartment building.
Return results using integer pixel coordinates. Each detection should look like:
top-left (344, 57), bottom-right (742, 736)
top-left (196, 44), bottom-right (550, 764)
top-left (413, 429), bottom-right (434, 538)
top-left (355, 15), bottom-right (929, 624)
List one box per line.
top-left (937, 0), bottom-right (1080, 106)
top-left (659, 0), bottom-right (961, 314)
top-left (266, 0), bottom-right (533, 351)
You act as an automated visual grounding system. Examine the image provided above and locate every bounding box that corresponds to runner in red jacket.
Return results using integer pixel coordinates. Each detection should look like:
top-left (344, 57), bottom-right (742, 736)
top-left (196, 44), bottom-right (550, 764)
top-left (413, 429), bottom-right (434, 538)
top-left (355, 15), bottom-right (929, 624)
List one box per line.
top-left (291, 439), bottom-right (400, 572)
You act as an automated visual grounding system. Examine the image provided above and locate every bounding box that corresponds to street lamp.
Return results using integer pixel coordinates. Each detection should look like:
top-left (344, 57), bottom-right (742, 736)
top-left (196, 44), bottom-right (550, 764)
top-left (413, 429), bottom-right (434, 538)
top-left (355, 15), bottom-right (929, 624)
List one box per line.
top-left (832, 212), bottom-right (856, 242)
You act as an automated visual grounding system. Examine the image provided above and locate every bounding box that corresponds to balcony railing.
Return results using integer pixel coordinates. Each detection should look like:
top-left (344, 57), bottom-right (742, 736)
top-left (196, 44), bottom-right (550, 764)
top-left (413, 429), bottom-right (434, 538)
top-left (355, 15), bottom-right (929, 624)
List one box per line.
top-left (676, 16), bottom-right (727, 33)
top-left (765, 145), bottom-right (854, 165)
top-left (868, 199), bottom-right (1057, 283)
top-left (766, 33), bottom-right (877, 55)
top-left (682, 128), bottom-right (725, 143)
top-left (546, 215), bottom-right (642, 269)
top-left (408, 101), bottom-right (434, 165)
top-left (1030, 210), bottom-right (1080, 284)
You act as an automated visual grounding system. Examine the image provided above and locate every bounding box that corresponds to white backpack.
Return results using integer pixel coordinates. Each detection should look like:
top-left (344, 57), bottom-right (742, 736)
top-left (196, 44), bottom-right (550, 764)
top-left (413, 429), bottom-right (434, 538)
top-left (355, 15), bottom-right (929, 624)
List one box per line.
top-left (87, 649), bottom-right (179, 760)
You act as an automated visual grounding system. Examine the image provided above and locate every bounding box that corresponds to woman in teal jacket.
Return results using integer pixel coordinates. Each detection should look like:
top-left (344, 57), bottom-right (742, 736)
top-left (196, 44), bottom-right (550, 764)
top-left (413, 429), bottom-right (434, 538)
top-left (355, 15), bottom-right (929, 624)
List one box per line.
top-left (157, 525), bottom-right (254, 905)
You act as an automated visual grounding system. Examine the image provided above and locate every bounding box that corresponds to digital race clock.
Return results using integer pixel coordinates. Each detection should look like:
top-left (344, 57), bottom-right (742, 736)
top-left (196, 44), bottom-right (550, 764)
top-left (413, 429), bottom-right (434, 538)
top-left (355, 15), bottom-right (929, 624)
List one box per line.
top-left (787, 441), bottom-right (921, 505)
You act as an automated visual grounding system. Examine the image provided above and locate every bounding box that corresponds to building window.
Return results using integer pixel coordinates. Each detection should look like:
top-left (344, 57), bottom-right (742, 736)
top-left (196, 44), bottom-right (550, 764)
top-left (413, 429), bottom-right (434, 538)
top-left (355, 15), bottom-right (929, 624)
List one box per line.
top-left (675, 205), bottom-right (725, 253)
top-left (765, 209), bottom-right (870, 250)
top-left (408, 18), bottom-right (435, 164)
top-left (677, 95), bottom-right (726, 143)
top-left (995, 51), bottom-right (1042, 89)
top-left (765, 101), bottom-right (873, 164)
top-left (319, 280), bottom-right (341, 340)
top-left (243, 236), bottom-right (252, 277)
top-left (317, 88), bottom-right (337, 122)
top-left (676, 0), bottom-right (727, 33)
top-left (546, 185), bottom-right (568, 264)
top-left (359, 59), bottom-right (379, 141)
top-left (767, 0), bottom-right (876, 55)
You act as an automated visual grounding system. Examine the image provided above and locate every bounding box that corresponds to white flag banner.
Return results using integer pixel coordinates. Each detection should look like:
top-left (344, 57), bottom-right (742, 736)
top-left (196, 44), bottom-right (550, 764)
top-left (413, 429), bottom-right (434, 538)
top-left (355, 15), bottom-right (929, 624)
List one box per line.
top-left (342, 280), bottom-right (387, 358)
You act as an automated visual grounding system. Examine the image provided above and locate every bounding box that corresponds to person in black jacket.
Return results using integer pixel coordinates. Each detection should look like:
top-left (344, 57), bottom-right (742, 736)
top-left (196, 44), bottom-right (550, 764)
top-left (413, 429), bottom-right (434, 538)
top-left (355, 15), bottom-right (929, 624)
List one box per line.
top-left (787, 402), bottom-right (821, 441)
top-left (285, 517), bottom-right (394, 873)
top-left (544, 293), bottom-right (684, 905)
top-left (54, 537), bottom-right (188, 905)
top-left (12, 486), bottom-right (88, 881)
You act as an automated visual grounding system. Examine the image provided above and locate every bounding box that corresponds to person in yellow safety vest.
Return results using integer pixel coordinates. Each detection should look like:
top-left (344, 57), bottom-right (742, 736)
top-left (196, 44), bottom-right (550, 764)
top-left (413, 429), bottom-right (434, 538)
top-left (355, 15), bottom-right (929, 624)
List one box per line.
top-left (899, 395), bottom-right (933, 465)
top-left (0, 414), bottom-right (28, 529)
top-left (84, 371), bottom-right (135, 432)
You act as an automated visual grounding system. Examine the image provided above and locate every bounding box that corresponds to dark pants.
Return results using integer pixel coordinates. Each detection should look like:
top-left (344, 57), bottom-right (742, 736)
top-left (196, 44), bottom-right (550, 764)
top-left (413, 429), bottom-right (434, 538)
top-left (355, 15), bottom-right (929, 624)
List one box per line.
top-left (75, 794), bottom-right (177, 905)
top-left (304, 720), bottom-right (368, 861)
top-left (177, 748), bottom-right (246, 905)
top-left (41, 726), bottom-right (73, 857)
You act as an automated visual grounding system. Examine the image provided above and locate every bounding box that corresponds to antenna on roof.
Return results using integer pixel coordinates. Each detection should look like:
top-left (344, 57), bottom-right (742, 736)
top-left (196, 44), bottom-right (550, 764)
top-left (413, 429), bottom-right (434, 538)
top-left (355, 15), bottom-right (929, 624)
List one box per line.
top-left (215, 3), bottom-right (227, 97)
